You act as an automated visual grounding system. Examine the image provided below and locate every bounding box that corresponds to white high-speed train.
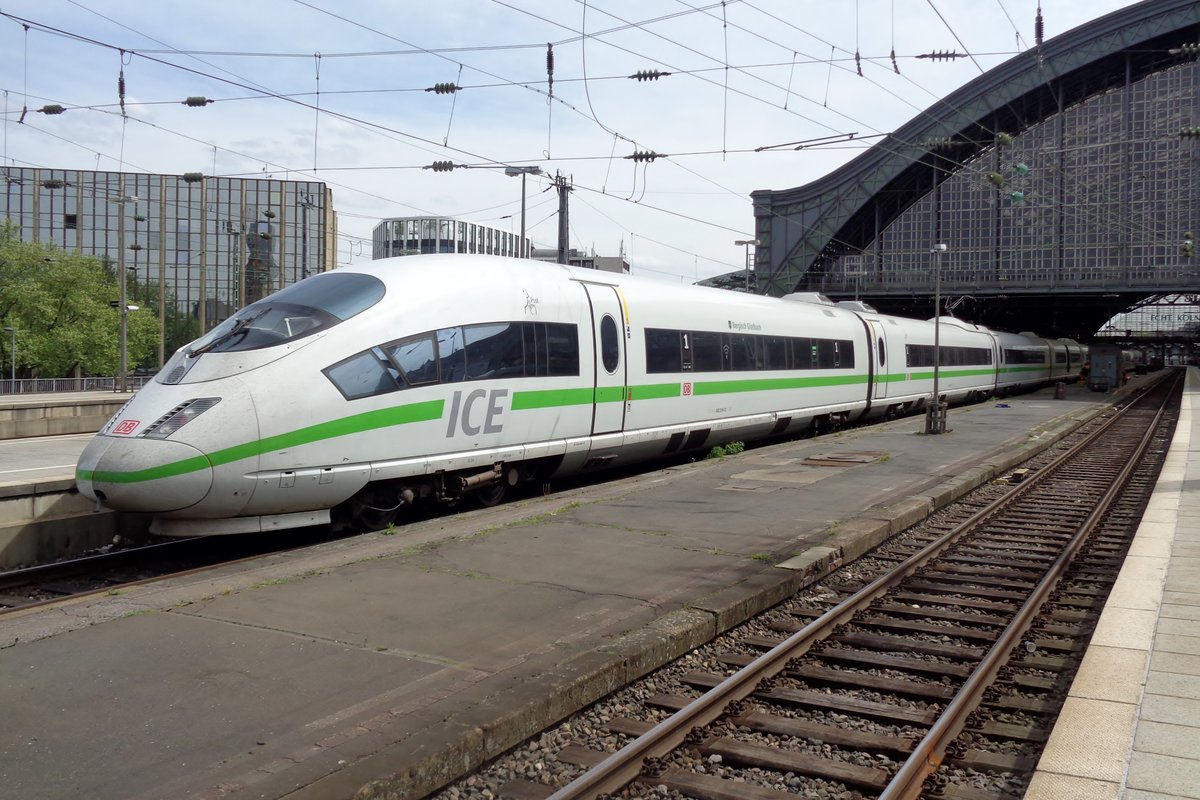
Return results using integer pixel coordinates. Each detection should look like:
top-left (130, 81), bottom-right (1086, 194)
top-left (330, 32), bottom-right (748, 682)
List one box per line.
top-left (75, 255), bottom-right (1084, 535)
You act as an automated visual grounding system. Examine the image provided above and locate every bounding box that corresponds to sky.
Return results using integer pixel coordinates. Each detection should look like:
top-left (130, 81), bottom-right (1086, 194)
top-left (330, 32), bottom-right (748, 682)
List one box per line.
top-left (0, 0), bottom-right (1135, 285)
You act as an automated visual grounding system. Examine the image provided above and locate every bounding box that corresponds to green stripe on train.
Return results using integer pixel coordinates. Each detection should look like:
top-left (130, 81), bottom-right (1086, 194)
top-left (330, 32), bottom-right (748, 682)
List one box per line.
top-left (904, 367), bottom-right (1002, 381)
top-left (81, 364), bottom-right (1056, 486)
top-left (692, 374), bottom-right (870, 395)
top-left (79, 399), bottom-right (446, 485)
top-left (510, 387), bottom-right (595, 410)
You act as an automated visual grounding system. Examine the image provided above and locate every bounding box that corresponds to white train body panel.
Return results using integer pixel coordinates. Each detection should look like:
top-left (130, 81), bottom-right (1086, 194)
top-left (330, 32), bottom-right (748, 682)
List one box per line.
top-left (75, 255), bottom-right (1080, 535)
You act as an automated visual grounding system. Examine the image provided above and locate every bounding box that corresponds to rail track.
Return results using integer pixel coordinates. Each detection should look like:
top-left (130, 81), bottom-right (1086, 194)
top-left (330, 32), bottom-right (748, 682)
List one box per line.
top-left (431, 371), bottom-right (1181, 800)
top-left (0, 526), bottom-right (341, 612)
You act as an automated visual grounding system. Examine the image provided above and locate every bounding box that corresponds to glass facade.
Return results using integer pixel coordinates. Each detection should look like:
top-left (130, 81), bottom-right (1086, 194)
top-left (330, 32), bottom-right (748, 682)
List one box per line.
top-left (372, 216), bottom-right (529, 260)
top-left (1, 168), bottom-right (335, 365)
top-left (823, 62), bottom-right (1199, 296)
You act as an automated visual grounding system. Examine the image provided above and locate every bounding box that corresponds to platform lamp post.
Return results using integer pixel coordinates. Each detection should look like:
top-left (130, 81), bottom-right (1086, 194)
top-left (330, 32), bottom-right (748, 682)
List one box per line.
top-left (113, 175), bottom-right (139, 394)
top-left (504, 166), bottom-right (542, 258)
top-left (3, 326), bottom-right (14, 392)
top-left (926, 243), bottom-right (948, 434)
top-left (735, 239), bottom-right (759, 292)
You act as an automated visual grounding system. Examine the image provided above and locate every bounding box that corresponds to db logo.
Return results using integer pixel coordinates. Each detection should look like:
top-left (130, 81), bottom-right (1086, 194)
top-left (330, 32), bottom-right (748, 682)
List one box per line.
top-left (682, 382), bottom-right (693, 396)
top-left (113, 420), bottom-right (140, 435)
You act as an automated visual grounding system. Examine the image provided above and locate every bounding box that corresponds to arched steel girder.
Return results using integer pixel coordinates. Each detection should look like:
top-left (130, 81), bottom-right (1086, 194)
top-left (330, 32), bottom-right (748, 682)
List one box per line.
top-left (749, 0), bottom-right (1200, 298)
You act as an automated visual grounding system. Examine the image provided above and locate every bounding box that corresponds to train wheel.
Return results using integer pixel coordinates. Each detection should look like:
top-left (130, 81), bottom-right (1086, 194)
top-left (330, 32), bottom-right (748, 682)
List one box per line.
top-left (473, 484), bottom-right (507, 508)
top-left (349, 487), bottom-right (405, 530)
top-left (352, 502), bottom-right (400, 531)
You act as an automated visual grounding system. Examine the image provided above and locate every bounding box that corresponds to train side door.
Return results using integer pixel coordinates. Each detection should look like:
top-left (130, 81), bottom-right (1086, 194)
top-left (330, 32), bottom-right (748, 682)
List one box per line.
top-left (581, 283), bottom-right (628, 435)
top-left (867, 319), bottom-right (888, 400)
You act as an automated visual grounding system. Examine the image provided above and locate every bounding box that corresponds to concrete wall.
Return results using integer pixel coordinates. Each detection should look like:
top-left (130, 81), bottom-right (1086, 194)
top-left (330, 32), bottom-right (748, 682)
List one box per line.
top-left (0, 480), bottom-right (152, 569)
top-left (0, 398), bottom-right (126, 439)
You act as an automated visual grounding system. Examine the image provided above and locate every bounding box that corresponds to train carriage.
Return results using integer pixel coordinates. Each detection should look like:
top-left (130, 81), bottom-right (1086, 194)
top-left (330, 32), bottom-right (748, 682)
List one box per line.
top-left (76, 255), bottom-right (1080, 536)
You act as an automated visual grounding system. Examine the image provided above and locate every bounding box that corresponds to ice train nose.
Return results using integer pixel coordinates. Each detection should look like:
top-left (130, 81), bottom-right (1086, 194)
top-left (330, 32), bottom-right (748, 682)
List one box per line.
top-left (76, 436), bottom-right (214, 513)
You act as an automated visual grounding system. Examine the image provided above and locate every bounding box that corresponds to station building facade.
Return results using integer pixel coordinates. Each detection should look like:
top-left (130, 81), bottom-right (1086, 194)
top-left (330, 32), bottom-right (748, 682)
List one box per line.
top-left (1, 167), bottom-right (336, 365)
top-left (372, 216), bottom-right (530, 260)
top-left (746, 0), bottom-right (1200, 340)
top-left (371, 216), bottom-right (630, 275)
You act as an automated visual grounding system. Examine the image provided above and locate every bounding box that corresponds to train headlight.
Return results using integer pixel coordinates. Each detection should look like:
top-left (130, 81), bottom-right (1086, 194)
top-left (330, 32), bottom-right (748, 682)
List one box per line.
top-left (142, 398), bottom-right (221, 439)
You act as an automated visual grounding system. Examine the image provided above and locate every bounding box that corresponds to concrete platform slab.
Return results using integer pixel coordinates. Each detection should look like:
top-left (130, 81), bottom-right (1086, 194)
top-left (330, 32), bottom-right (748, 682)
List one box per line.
top-left (1029, 366), bottom-right (1200, 800)
top-left (1127, 751), bottom-right (1200, 798)
top-left (0, 376), bottom-right (1184, 800)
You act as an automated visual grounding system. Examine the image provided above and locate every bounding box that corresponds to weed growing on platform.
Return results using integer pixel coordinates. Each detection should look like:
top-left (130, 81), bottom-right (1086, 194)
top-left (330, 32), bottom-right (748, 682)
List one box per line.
top-left (706, 441), bottom-right (745, 459)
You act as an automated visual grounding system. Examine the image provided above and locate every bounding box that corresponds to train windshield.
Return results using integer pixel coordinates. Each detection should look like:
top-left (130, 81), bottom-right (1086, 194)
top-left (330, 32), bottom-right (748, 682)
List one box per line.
top-left (188, 272), bottom-right (385, 355)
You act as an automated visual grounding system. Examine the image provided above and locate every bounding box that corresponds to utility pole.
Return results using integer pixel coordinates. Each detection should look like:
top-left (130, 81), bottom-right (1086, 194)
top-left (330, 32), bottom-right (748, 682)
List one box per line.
top-left (117, 175), bottom-right (129, 393)
top-left (735, 239), bottom-right (758, 292)
top-left (925, 243), bottom-right (947, 434)
top-left (504, 167), bottom-right (541, 258)
top-left (554, 172), bottom-right (572, 265)
top-left (300, 193), bottom-right (315, 279)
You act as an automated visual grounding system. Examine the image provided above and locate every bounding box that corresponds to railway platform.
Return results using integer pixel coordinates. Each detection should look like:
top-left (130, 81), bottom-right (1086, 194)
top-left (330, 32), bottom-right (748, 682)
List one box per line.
top-left (1026, 367), bottom-right (1200, 800)
top-left (0, 373), bottom-right (1194, 800)
top-left (0, 392), bottom-right (135, 569)
top-left (0, 389), bottom-right (129, 440)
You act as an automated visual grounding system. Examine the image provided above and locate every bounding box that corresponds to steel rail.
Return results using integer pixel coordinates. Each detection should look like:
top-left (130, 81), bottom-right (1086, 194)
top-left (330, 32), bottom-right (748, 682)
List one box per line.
top-left (0, 537), bottom-right (201, 593)
top-left (880, 373), bottom-right (1177, 799)
top-left (544, 373), bottom-right (1175, 800)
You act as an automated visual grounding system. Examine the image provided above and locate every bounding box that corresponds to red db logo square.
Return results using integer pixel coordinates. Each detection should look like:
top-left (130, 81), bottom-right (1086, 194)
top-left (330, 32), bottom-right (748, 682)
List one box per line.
top-left (113, 420), bottom-right (139, 435)
top-left (682, 382), bottom-right (692, 396)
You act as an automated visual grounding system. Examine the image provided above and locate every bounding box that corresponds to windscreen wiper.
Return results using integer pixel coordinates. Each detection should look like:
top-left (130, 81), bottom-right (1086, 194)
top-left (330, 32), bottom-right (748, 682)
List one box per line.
top-left (188, 308), bottom-right (269, 356)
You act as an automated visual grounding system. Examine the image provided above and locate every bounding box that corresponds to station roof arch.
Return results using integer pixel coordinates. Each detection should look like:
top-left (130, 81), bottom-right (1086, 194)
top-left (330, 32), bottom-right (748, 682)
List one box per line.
top-left (747, 0), bottom-right (1200, 332)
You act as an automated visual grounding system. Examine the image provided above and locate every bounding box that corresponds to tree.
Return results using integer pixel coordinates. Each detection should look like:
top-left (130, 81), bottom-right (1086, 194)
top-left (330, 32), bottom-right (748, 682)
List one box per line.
top-left (0, 221), bottom-right (159, 377)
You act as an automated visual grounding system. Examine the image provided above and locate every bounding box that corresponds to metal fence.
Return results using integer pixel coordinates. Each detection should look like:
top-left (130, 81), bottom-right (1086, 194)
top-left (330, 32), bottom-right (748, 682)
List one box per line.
top-left (0, 377), bottom-right (153, 395)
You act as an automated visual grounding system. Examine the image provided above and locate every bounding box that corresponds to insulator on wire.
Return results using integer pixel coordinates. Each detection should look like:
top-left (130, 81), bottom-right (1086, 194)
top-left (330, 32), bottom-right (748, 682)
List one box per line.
top-left (626, 151), bottom-right (665, 162)
top-left (923, 136), bottom-right (957, 151)
top-left (629, 69), bottom-right (671, 82)
top-left (1170, 43), bottom-right (1200, 56)
top-left (426, 161), bottom-right (456, 172)
top-left (996, 132), bottom-right (1014, 147)
top-left (986, 172), bottom-right (1006, 188)
top-left (1035, 4), bottom-right (1044, 46)
top-left (890, 49), bottom-right (900, 74)
top-left (855, 50), bottom-right (862, 77)
top-left (1180, 126), bottom-right (1200, 138)
top-left (425, 83), bottom-right (460, 94)
top-left (38, 104), bottom-right (65, 115)
top-left (118, 58), bottom-right (126, 116)
top-left (546, 43), bottom-right (555, 97)
top-left (182, 96), bottom-right (214, 107)
top-left (916, 50), bottom-right (966, 61)
top-left (181, 172), bottom-right (204, 183)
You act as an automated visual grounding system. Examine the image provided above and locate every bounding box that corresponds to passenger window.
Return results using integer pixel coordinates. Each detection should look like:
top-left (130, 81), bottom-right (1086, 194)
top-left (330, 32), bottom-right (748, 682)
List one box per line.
top-left (764, 337), bottom-right (788, 370)
top-left (388, 335), bottom-right (438, 385)
top-left (438, 327), bottom-right (466, 382)
top-left (691, 332), bottom-right (723, 371)
top-left (523, 322), bottom-right (547, 377)
top-left (877, 338), bottom-right (885, 367)
top-left (544, 323), bottom-right (580, 376)
top-left (465, 323), bottom-right (525, 379)
top-left (324, 348), bottom-right (399, 400)
top-left (600, 315), bottom-right (620, 373)
top-left (730, 334), bottom-right (757, 371)
top-left (645, 328), bottom-right (681, 373)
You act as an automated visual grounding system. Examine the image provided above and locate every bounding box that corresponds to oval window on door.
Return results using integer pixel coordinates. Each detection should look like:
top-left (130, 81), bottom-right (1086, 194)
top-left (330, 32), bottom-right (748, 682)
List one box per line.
top-left (878, 338), bottom-right (886, 367)
top-left (600, 315), bottom-right (620, 373)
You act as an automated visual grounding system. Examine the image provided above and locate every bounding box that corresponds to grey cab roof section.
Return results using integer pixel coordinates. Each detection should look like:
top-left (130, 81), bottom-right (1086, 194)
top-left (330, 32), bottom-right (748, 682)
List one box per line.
top-left (750, 0), bottom-right (1200, 296)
